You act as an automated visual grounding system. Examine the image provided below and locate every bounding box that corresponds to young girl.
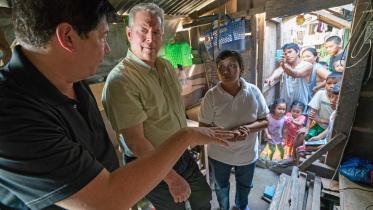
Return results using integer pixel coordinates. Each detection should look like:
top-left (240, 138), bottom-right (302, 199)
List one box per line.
top-left (264, 99), bottom-right (287, 160)
top-left (283, 101), bottom-right (306, 160)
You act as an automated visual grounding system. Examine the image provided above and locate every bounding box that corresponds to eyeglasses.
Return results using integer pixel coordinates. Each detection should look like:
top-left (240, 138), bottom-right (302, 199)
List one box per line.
top-left (217, 63), bottom-right (239, 72)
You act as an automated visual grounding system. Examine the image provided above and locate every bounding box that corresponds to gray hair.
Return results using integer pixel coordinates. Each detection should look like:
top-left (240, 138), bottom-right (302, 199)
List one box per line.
top-left (128, 3), bottom-right (164, 31)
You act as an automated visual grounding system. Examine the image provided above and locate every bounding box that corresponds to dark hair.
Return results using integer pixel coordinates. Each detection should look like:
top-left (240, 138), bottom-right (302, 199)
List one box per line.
top-left (12, 0), bottom-right (115, 48)
top-left (302, 48), bottom-right (319, 62)
top-left (290, 100), bottom-right (305, 111)
top-left (327, 72), bottom-right (343, 81)
top-left (331, 82), bottom-right (341, 95)
top-left (270, 98), bottom-right (287, 114)
top-left (319, 61), bottom-right (328, 67)
top-left (325, 36), bottom-right (342, 45)
top-left (216, 50), bottom-right (244, 73)
top-left (282, 43), bottom-right (300, 53)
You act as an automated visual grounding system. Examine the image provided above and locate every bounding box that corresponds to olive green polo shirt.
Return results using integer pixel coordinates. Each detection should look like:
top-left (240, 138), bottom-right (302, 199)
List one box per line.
top-left (102, 50), bottom-right (187, 148)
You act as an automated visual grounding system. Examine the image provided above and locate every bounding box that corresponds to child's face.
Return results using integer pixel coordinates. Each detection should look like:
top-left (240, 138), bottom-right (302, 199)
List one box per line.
top-left (291, 106), bottom-right (303, 118)
top-left (333, 60), bottom-right (345, 72)
top-left (274, 103), bottom-right (287, 117)
top-left (325, 78), bottom-right (339, 92)
top-left (330, 93), bottom-right (340, 110)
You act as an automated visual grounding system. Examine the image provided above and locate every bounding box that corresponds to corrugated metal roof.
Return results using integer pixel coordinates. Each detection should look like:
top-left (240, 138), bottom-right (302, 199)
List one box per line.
top-left (113, 0), bottom-right (216, 16)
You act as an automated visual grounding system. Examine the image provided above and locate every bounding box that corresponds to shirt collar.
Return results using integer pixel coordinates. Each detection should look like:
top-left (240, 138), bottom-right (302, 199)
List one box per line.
top-left (217, 77), bottom-right (247, 96)
top-left (125, 49), bottom-right (162, 73)
top-left (7, 45), bottom-right (80, 106)
top-left (126, 50), bottom-right (152, 70)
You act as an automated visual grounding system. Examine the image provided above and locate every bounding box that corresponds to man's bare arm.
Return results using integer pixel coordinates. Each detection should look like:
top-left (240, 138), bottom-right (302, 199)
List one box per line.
top-left (121, 123), bottom-right (191, 203)
top-left (56, 127), bottom-right (232, 210)
top-left (265, 67), bottom-right (284, 86)
top-left (282, 61), bottom-right (312, 78)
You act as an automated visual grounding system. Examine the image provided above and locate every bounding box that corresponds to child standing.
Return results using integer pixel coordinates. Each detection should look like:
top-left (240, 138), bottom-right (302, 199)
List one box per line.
top-left (264, 99), bottom-right (287, 160)
top-left (305, 72), bottom-right (342, 140)
top-left (283, 101), bottom-right (306, 159)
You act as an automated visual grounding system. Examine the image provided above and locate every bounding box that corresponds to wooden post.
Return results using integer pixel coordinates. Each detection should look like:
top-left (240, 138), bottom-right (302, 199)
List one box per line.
top-left (325, 0), bottom-right (372, 168)
top-left (254, 13), bottom-right (265, 88)
top-left (0, 27), bottom-right (11, 64)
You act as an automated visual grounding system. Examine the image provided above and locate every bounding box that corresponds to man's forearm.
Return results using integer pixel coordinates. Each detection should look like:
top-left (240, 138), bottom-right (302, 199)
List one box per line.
top-left (123, 134), bottom-right (181, 184)
top-left (270, 67), bottom-right (284, 81)
top-left (242, 119), bottom-right (268, 133)
top-left (58, 129), bottom-right (193, 210)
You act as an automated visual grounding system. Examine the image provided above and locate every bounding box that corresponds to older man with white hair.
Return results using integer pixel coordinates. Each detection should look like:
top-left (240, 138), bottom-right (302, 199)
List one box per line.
top-left (103, 3), bottom-right (213, 210)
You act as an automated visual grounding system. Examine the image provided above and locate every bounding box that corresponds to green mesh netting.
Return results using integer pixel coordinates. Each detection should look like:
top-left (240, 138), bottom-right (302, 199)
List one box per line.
top-left (163, 42), bottom-right (192, 68)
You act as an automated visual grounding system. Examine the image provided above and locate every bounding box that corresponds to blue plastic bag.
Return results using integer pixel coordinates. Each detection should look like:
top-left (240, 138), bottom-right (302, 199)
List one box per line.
top-left (339, 157), bottom-right (373, 184)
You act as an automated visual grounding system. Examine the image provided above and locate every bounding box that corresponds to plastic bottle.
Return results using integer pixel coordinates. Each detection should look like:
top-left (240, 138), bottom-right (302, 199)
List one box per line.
top-left (177, 64), bottom-right (187, 87)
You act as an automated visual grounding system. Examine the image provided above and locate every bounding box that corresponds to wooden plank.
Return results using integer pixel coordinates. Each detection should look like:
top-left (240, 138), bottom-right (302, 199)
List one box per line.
top-left (310, 10), bottom-right (351, 29)
top-left (265, 0), bottom-right (354, 19)
top-left (255, 13), bottom-right (265, 88)
top-left (339, 173), bottom-right (373, 210)
top-left (269, 174), bottom-right (290, 210)
top-left (0, 0), bottom-right (10, 8)
top-left (306, 161), bottom-right (336, 179)
top-left (321, 177), bottom-right (339, 192)
top-left (289, 167), bottom-right (300, 210)
top-left (311, 177), bottom-right (321, 210)
top-left (279, 175), bottom-right (292, 210)
top-left (296, 173), bottom-right (308, 210)
top-left (282, 167), bottom-right (298, 210)
top-left (306, 182), bottom-right (314, 210)
top-left (325, 0), bottom-right (372, 168)
top-left (299, 133), bottom-right (346, 171)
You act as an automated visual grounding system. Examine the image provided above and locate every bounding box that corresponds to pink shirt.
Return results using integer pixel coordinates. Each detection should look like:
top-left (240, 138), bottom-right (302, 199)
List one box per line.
top-left (284, 112), bottom-right (306, 140)
top-left (267, 114), bottom-right (285, 145)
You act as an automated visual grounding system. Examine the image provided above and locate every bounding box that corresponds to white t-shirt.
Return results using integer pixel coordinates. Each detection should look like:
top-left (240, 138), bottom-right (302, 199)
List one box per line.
top-left (198, 78), bottom-right (269, 166)
top-left (280, 61), bottom-right (311, 112)
top-left (308, 89), bottom-right (333, 129)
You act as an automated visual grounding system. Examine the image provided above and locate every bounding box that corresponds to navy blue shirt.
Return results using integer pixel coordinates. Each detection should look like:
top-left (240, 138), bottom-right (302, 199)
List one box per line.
top-left (0, 46), bottom-right (119, 209)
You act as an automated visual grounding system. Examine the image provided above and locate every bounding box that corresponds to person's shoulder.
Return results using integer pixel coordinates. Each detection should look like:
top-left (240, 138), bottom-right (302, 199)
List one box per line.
top-left (243, 80), bottom-right (262, 95)
top-left (106, 58), bottom-right (136, 83)
top-left (300, 61), bottom-right (313, 69)
top-left (157, 57), bottom-right (174, 70)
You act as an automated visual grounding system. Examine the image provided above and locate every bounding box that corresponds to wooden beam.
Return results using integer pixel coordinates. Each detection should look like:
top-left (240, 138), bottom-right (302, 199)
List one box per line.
top-left (269, 174), bottom-right (290, 210)
top-left (255, 13), bottom-right (265, 88)
top-left (189, 0), bottom-right (230, 17)
top-left (325, 0), bottom-right (372, 168)
top-left (265, 0), bottom-right (354, 19)
top-left (230, 7), bottom-right (265, 18)
top-left (311, 177), bottom-right (321, 210)
top-left (0, 27), bottom-right (11, 64)
top-left (0, 0), bottom-right (10, 8)
top-left (311, 10), bottom-right (351, 29)
top-left (299, 133), bottom-right (346, 171)
top-left (303, 161), bottom-right (336, 179)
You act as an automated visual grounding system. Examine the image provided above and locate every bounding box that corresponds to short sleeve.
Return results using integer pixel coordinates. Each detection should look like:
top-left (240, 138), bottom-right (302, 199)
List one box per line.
top-left (296, 114), bottom-right (307, 125)
top-left (252, 85), bottom-right (269, 119)
top-left (308, 90), bottom-right (323, 110)
top-left (198, 91), bottom-right (215, 125)
top-left (0, 103), bottom-right (103, 209)
top-left (102, 70), bottom-right (147, 131)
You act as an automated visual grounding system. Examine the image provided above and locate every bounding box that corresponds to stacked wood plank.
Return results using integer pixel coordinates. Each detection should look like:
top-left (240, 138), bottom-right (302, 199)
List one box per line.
top-left (269, 166), bottom-right (321, 210)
